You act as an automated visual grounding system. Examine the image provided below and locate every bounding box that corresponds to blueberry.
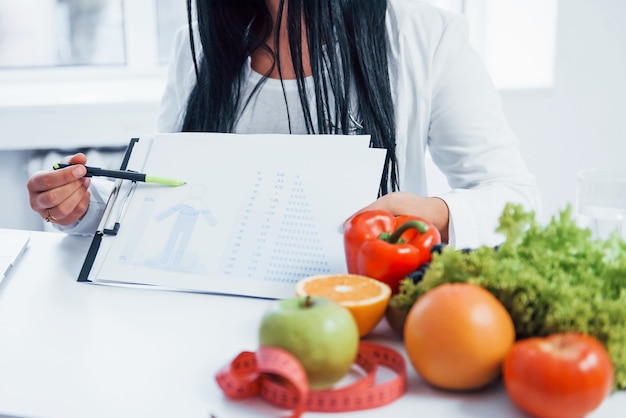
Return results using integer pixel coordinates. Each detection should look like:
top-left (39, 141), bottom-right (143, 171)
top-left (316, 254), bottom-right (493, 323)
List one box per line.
top-left (407, 269), bottom-right (425, 284)
top-left (430, 244), bottom-right (445, 254)
top-left (407, 262), bottom-right (431, 284)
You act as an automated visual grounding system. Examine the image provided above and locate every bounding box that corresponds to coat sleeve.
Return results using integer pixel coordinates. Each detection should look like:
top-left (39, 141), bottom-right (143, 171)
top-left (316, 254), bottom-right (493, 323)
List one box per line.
top-left (426, 14), bottom-right (542, 248)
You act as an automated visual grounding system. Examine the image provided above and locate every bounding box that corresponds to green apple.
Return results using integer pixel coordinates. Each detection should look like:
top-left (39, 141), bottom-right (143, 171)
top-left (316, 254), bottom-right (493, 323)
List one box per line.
top-left (259, 295), bottom-right (359, 390)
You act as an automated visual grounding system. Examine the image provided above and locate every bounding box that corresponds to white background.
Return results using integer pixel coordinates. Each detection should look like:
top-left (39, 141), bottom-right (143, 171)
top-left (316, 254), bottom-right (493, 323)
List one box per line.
top-left (1, 0), bottom-right (625, 231)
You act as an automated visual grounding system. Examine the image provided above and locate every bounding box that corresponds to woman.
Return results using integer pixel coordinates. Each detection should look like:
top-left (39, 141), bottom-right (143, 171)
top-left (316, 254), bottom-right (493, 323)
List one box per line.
top-left (27, 0), bottom-right (541, 248)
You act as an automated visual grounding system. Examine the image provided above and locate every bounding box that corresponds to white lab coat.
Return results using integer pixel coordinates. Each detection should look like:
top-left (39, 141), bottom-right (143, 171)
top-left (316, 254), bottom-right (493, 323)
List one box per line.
top-left (63, 0), bottom-right (541, 248)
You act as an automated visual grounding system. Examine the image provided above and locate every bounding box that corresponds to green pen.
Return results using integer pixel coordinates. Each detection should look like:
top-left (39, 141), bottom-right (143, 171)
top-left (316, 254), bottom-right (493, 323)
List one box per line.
top-left (53, 163), bottom-right (186, 187)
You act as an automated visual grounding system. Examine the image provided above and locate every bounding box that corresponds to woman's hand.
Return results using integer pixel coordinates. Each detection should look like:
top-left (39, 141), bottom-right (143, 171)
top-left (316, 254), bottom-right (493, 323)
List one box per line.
top-left (26, 153), bottom-right (91, 226)
top-left (356, 192), bottom-right (450, 243)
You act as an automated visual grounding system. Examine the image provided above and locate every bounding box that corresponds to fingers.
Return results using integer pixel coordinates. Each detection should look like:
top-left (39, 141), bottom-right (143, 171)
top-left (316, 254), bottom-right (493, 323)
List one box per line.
top-left (45, 188), bottom-right (91, 226)
top-left (62, 152), bottom-right (87, 165)
top-left (31, 178), bottom-right (90, 223)
top-left (27, 153), bottom-right (91, 225)
top-left (34, 182), bottom-right (91, 225)
top-left (27, 164), bottom-right (87, 194)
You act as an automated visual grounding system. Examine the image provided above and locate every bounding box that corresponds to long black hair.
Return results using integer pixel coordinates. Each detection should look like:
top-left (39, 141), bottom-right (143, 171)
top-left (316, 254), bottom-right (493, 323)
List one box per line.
top-left (182, 0), bottom-right (398, 194)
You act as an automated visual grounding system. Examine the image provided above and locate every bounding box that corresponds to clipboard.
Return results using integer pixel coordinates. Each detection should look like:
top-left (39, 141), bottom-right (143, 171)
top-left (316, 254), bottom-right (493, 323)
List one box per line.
top-left (77, 133), bottom-right (386, 299)
top-left (78, 137), bottom-right (139, 283)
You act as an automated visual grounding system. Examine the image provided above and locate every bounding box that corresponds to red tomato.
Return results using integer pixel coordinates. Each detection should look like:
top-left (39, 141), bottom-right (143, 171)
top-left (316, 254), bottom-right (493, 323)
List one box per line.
top-left (503, 333), bottom-right (614, 418)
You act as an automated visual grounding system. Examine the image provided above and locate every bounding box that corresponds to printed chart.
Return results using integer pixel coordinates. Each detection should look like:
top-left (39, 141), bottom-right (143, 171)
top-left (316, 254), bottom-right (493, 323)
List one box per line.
top-left (219, 170), bottom-right (335, 283)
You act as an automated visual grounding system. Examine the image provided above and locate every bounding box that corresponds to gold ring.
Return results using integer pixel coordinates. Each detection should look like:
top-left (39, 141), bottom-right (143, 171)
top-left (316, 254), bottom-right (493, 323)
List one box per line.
top-left (45, 208), bottom-right (58, 223)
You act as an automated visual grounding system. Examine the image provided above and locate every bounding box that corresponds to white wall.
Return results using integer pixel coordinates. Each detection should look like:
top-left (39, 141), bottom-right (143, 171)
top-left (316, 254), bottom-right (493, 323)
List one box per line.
top-left (1, 0), bottom-right (625, 230)
top-left (0, 151), bottom-right (38, 229)
top-left (0, 101), bottom-right (158, 231)
top-left (501, 0), bottom-right (626, 222)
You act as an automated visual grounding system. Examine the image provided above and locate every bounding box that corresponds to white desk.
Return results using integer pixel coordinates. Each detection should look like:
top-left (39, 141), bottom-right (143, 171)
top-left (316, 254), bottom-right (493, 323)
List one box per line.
top-left (0, 229), bottom-right (623, 418)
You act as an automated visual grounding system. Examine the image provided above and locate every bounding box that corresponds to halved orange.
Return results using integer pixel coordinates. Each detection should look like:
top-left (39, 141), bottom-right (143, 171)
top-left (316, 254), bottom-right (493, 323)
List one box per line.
top-left (295, 274), bottom-right (392, 337)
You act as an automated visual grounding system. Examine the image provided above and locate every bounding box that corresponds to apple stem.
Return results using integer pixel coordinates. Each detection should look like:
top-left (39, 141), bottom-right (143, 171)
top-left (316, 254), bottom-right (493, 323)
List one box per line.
top-left (304, 295), bottom-right (314, 308)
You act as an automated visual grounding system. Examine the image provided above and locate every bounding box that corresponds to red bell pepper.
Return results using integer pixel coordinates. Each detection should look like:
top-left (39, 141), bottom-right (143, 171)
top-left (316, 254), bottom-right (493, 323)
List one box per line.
top-left (343, 210), bottom-right (441, 293)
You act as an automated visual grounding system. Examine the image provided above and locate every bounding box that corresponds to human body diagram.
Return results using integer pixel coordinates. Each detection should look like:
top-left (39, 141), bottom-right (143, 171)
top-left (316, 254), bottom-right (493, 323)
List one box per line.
top-left (118, 184), bottom-right (217, 273)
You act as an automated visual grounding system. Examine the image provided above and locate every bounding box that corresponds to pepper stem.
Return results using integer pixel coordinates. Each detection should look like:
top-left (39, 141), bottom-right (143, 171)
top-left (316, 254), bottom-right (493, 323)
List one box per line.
top-left (384, 220), bottom-right (429, 244)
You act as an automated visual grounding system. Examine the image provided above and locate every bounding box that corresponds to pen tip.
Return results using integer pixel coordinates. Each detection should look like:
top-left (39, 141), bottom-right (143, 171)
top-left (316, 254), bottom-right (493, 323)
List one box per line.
top-left (145, 175), bottom-right (186, 187)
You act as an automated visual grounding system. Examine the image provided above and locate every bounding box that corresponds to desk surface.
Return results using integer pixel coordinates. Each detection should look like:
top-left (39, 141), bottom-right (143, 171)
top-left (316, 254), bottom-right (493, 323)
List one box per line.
top-left (0, 229), bottom-right (623, 418)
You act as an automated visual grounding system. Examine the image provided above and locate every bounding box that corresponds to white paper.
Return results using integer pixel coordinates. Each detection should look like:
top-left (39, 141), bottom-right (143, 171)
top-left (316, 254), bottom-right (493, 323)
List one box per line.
top-left (89, 133), bottom-right (385, 299)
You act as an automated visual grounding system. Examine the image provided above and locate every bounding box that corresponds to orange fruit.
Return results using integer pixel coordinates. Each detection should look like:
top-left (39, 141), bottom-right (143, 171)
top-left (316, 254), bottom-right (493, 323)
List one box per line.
top-left (295, 274), bottom-right (392, 337)
top-left (404, 282), bottom-right (515, 391)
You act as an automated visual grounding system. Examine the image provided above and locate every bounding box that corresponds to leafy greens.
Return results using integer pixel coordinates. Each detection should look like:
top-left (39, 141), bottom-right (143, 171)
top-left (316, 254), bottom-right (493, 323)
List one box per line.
top-left (393, 203), bottom-right (626, 390)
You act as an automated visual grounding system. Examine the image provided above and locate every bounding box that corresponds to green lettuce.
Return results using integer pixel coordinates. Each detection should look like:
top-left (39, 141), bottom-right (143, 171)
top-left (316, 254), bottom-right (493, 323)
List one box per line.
top-left (394, 203), bottom-right (626, 390)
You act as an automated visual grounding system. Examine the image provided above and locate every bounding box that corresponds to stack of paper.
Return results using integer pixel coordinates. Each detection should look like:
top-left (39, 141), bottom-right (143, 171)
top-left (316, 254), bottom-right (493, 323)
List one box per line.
top-left (85, 133), bottom-right (386, 299)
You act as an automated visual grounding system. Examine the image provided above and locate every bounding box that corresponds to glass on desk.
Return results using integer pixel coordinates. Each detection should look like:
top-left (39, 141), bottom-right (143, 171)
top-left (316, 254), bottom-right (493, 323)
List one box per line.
top-left (576, 168), bottom-right (626, 240)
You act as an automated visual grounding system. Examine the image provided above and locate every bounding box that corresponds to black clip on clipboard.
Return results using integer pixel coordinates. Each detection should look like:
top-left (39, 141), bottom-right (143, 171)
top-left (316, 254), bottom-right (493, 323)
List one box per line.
top-left (77, 138), bottom-right (140, 282)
